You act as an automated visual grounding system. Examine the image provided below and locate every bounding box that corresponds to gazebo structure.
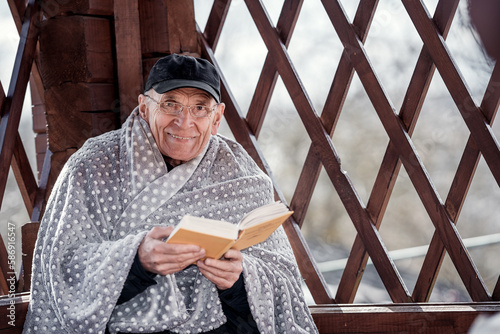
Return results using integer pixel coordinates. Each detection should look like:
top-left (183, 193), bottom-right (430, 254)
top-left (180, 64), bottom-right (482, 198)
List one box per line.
top-left (1, 0), bottom-right (500, 332)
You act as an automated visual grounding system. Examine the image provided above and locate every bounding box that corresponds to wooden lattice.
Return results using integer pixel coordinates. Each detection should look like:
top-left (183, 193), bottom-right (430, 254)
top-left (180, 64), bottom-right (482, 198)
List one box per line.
top-left (198, 0), bottom-right (500, 305)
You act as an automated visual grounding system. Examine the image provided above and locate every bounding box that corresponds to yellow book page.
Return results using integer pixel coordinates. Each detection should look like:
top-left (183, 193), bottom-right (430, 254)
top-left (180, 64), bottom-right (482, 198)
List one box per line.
top-left (232, 211), bottom-right (292, 250)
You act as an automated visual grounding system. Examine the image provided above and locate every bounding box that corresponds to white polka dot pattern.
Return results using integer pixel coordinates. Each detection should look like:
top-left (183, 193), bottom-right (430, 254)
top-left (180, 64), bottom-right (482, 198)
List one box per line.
top-left (22, 108), bottom-right (318, 334)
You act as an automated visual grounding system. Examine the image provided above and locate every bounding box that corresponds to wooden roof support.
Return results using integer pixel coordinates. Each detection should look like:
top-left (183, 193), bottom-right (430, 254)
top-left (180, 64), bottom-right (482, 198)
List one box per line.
top-left (114, 0), bottom-right (143, 123)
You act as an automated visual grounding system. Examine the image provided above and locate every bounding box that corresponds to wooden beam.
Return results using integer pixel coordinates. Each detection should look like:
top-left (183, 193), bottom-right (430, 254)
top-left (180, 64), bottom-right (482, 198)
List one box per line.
top-left (200, 31), bottom-right (334, 304)
top-left (244, 0), bottom-right (411, 303)
top-left (413, 60), bottom-right (500, 302)
top-left (310, 303), bottom-right (500, 333)
top-left (115, 0), bottom-right (143, 123)
top-left (203, 0), bottom-right (231, 50)
top-left (39, 15), bottom-right (114, 89)
top-left (402, 0), bottom-right (500, 187)
top-left (246, 0), bottom-right (304, 138)
top-left (21, 223), bottom-right (40, 292)
top-left (337, 0), bottom-right (459, 304)
top-left (11, 134), bottom-right (37, 216)
top-left (321, 0), bottom-right (490, 302)
top-left (164, 0), bottom-right (199, 54)
top-left (0, 0), bottom-right (40, 211)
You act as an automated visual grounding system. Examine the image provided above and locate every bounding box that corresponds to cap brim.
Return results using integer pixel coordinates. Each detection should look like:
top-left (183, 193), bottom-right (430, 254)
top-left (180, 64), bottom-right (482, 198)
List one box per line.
top-left (152, 79), bottom-right (220, 103)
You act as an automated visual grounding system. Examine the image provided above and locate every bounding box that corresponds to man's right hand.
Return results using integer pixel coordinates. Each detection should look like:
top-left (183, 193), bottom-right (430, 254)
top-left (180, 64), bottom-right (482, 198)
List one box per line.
top-left (138, 226), bottom-right (206, 275)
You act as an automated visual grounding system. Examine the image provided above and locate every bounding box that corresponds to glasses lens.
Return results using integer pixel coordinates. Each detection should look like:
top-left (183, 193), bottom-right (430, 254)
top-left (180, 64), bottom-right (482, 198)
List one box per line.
top-left (190, 105), bottom-right (212, 118)
top-left (160, 102), bottom-right (182, 114)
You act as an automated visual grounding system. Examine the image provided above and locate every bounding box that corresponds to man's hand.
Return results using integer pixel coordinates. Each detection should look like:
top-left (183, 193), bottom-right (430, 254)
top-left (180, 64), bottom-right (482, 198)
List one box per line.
top-left (138, 226), bottom-right (206, 275)
top-left (196, 249), bottom-right (243, 290)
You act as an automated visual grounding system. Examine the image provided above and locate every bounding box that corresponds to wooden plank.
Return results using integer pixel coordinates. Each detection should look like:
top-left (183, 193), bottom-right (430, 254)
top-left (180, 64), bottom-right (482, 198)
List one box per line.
top-left (337, 0), bottom-right (459, 304)
top-left (41, 0), bottom-right (113, 17)
top-left (140, 0), bottom-right (199, 56)
top-left (203, 0), bottom-right (231, 50)
top-left (39, 15), bottom-right (114, 89)
top-left (30, 149), bottom-right (52, 225)
top-left (402, 0), bottom-right (500, 187)
top-left (30, 84), bottom-right (45, 134)
top-left (6, 0), bottom-right (25, 31)
top-left (0, 0), bottom-right (39, 211)
top-left (310, 303), bottom-right (500, 334)
top-left (413, 62), bottom-right (500, 302)
top-left (291, 0), bottom-right (377, 228)
top-left (92, 112), bottom-right (119, 137)
top-left (246, 0), bottom-right (304, 138)
top-left (45, 83), bottom-right (116, 152)
top-left (321, 0), bottom-right (490, 302)
top-left (34, 134), bottom-right (47, 177)
top-left (244, 0), bottom-right (411, 303)
top-left (139, 0), bottom-right (168, 56)
top-left (199, 33), bottom-right (335, 304)
top-left (115, 0), bottom-right (143, 123)
top-left (164, 0), bottom-right (199, 55)
top-left (21, 223), bottom-right (39, 292)
top-left (11, 134), bottom-right (37, 216)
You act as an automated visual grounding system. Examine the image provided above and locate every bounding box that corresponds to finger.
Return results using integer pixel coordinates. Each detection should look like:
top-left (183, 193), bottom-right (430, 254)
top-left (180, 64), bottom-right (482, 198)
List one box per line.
top-left (142, 247), bottom-right (205, 275)
top-left (197, 263), bottom-right (239, 290)
top-left (197, 266), bottom-right (232, 290)
top-left (222, 249), bottom-right (243, 262)
top-left (147, 225), bottom-right (175, 240)
top-left (164, 242), bottom-right (204, 255)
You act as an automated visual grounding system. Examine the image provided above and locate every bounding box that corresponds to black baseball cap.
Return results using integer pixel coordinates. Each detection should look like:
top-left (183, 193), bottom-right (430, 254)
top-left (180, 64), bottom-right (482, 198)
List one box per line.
top-left (144, 54), bottom-right (221, 103)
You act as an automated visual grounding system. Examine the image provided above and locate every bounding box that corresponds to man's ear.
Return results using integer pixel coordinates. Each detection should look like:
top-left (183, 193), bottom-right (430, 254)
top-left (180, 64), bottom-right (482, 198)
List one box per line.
top-left (211, 103), bottom-right (225, 135)
top-left (138, 94), bottom-right (148, 120)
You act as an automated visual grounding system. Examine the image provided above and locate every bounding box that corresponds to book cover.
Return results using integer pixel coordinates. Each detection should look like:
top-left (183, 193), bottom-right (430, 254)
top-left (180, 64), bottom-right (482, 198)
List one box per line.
top-left (165, 202), bottom-right (293, 259)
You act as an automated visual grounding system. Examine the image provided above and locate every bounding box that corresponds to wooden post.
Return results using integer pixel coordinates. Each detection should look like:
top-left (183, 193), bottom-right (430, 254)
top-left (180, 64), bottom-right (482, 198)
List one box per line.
top-left (114, 0), bottom-right (143, 123)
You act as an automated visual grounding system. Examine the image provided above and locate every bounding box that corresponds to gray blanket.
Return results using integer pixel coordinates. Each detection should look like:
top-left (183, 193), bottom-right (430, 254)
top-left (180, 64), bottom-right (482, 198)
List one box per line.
top-left (23, 108), bottom-right (317, 333)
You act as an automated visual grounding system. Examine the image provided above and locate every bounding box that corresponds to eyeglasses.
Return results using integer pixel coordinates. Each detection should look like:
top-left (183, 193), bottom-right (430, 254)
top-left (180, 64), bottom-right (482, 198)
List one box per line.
top-left (144, 95), bottom-right (217, 118)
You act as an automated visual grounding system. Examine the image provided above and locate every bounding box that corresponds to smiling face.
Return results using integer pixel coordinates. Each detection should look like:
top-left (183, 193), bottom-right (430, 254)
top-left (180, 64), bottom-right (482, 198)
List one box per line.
top-left (138, 87), bottom-right (224, 165)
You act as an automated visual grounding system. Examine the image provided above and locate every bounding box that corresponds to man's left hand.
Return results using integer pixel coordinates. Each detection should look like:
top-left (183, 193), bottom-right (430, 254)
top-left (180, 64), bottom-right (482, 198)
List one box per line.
top-left (197, 249), bottom-right (243, 290)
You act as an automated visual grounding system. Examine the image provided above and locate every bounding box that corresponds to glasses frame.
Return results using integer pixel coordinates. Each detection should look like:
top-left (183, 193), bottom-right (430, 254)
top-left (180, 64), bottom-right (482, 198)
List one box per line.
top-left (144, 94), bottom-right (218, 118)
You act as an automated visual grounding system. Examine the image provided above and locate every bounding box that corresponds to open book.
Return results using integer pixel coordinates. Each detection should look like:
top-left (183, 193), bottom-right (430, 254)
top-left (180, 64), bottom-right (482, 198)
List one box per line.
top-left (165, 201), bottom-right (293, 259)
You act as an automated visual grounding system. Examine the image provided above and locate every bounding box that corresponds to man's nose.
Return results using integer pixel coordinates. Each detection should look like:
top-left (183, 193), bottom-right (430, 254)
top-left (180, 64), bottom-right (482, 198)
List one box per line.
top-left (174, 107), bottom-right (195, 127)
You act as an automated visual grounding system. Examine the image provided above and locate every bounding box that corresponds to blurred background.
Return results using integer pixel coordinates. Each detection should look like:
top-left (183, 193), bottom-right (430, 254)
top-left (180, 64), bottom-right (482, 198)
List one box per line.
top-left (1, 0), bottom-right (499, 303)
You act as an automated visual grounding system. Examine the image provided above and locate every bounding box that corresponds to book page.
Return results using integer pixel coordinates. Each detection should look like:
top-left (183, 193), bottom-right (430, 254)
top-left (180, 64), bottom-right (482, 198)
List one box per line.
top-left (232, 211), bottom-right (292, 250)
top-left (169, 215), bottom-right (239, 239)
top-left (238, 201), bottom-right (290, 229)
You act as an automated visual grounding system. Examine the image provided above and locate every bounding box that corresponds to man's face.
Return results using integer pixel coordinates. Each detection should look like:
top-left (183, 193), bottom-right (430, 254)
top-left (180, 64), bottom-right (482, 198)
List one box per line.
top-left (138, 87), bottom-right (224, 163)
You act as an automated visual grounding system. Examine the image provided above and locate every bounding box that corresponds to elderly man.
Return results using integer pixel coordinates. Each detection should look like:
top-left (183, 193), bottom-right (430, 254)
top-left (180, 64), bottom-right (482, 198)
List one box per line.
top-left (23, 54), bottom-right (318, 333)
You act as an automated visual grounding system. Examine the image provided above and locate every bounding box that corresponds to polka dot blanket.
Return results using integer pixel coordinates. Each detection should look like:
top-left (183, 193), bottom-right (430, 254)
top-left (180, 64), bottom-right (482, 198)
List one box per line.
top-left (22, 108), bottom-right (318, 333)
